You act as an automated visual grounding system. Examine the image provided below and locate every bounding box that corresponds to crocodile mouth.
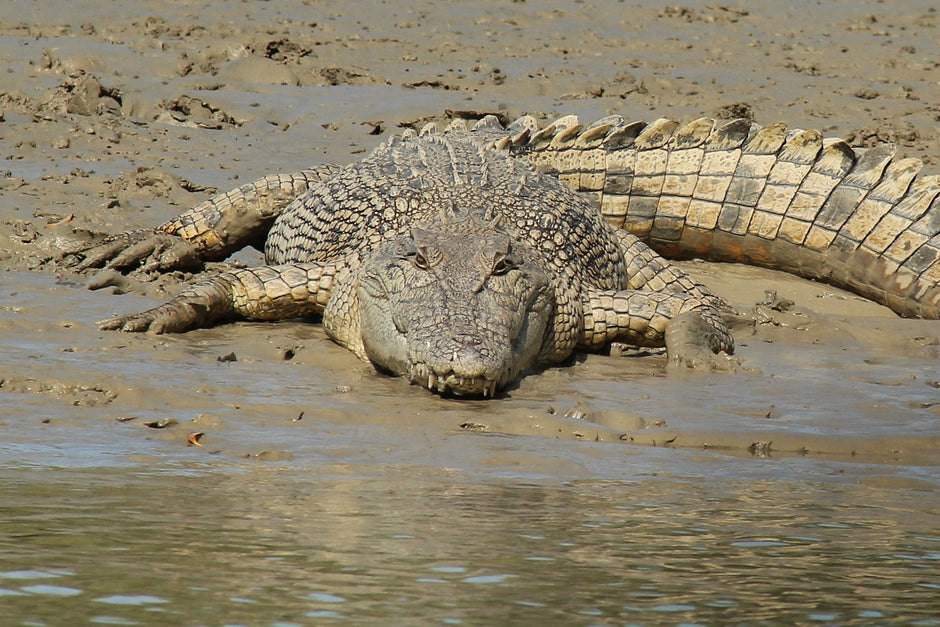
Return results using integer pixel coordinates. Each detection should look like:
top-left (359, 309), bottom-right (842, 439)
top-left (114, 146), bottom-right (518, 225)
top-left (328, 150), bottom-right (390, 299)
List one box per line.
top-left (411, 363), bottom-right (507, 398)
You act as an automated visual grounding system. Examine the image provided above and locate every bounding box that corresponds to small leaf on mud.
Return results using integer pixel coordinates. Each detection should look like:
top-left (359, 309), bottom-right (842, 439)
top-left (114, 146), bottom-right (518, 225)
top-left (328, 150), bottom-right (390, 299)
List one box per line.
top-left (115, 415), bottom-right (137, 422)
top-left (143, 417), bottom-right (177, 429)
top-left (187, 432), bottom-right (204, 446)
top-left (460, 422), bottom-right (489, 432)
top-left (563, 401), bottom-right (590, 420)
top-left (217, 352), bottom-right (237, 362)
top-left (45, 213), bottom-right (74, 227)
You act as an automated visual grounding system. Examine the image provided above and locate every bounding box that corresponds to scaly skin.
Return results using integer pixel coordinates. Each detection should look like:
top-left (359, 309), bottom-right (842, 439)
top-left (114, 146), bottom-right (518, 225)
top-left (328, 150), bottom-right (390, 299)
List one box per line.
top-left (68, 112), bottom-right (940, 396)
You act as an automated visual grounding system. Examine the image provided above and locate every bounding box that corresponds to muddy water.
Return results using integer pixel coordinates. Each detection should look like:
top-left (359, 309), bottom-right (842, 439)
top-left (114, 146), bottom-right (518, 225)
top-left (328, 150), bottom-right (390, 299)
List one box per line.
top-left (1, 0), bottom-right (939, 624)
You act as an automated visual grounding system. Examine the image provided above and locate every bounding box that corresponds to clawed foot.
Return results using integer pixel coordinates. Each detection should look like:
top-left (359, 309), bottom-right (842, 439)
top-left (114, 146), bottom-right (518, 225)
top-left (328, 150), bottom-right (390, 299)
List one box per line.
top-left (63, 229), bottom-right (202, 275)
top-left (98, 300), bottom-right (204, 333)
top-left (98, 289), bottom-right (227, 334)
top-left (98, 274), bottom-right (234, 334)
top-left (666, 310), bottom-right (739, 372)
top-left (667, 342), bottom-right (740, 372)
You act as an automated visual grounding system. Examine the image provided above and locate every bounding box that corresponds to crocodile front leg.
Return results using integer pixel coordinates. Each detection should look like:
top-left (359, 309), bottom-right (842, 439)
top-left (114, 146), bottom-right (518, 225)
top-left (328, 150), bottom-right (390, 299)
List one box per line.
top-left (578, 288), bottom-right (734, 369)
top-left (67, 166), bottom-right (339, 273)
top-left (99, 261), bottom-right (344, 333)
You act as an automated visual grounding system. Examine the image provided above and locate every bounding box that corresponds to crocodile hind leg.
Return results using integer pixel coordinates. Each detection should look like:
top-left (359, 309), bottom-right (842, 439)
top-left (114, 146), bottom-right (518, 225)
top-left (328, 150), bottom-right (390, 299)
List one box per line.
top-left (66, 165), bottom-right (340, 273)
top-left (591, 228), bottom-right (737, 367)
top-left (616, 229), bottom-right (728, 310)
top-left (578, 288), bottom-right (735, 369)
top-left (99, 261), bottom-right (346, 333)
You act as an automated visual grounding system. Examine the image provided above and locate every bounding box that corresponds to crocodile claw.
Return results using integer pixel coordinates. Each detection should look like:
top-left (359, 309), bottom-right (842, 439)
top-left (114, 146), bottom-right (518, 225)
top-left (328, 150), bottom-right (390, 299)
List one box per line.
top-left (65, 229), bottom-right (202, 274)
top-left (98, 300), bottom-right (204, 334)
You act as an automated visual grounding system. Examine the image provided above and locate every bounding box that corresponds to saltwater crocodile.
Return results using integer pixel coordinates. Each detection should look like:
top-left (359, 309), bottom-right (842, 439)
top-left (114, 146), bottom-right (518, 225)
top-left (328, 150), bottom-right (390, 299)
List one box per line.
top-left (68, 114), bottom-right (940, 396)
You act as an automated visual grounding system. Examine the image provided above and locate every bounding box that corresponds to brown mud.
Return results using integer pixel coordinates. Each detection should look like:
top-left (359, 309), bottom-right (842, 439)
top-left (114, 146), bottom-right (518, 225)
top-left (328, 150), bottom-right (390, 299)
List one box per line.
top-left (1, 0), bottom-right (938, 467)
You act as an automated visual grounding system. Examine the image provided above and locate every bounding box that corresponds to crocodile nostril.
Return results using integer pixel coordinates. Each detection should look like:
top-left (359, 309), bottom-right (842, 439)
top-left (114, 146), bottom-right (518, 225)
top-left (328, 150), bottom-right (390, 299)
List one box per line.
top-left (453, 333), bottom-right (483, 347)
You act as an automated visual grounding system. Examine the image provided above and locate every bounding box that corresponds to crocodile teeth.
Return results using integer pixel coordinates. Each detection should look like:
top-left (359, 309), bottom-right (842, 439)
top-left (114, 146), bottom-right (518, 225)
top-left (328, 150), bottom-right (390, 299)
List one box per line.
top-left (420, 369), bottom-right (499, 397)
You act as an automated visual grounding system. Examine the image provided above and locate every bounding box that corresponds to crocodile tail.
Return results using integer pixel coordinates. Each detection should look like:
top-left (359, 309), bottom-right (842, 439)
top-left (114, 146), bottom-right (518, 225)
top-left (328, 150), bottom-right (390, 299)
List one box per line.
top-left (474, 114), bottom-right (940, 319)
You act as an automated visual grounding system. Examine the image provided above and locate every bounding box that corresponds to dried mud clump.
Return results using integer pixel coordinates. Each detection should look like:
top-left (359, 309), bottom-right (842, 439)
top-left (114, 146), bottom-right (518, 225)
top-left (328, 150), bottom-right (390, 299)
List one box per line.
top-left (715, 102), bottom-right (754, 121)
top-left (155, 94), bottom-right (239, 128)
top-left (845, 121), bottom-right (921, 149)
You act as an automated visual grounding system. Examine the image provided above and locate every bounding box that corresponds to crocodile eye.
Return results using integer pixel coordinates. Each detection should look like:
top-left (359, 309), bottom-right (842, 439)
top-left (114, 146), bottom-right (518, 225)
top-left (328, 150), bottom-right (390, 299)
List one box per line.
top-left (492, 257), bottom-right (516, 276)
top-left (412, 252), bottom-right (429, 270)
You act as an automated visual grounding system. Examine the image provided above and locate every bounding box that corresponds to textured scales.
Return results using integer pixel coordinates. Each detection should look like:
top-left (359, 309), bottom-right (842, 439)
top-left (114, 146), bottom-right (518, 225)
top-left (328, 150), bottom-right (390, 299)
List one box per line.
top-left (70, 112), bottom-right (940, 396)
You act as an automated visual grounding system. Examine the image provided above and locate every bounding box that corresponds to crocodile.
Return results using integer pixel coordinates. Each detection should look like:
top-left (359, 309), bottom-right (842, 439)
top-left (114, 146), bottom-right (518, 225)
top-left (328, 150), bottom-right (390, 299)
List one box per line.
top-left (67, 113), bottom-right (940, 396)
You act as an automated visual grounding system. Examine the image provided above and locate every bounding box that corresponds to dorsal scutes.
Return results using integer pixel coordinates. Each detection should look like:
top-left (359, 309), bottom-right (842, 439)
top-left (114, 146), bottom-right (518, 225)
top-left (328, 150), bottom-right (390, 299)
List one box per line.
top-left (704, 119), bottom-right (751, 151)
top-left (778, 129), bottom-right (823, 164)
top-left (671, 118), bottom-right (715, 150)
top-left (574, 122), bottom-right (617, 149)
top-left (744, 122), bottom-right (788, 154)
top-left (550, 122), bottom-right (585, 148)
top-left (528, 121), bottom-right (564, 147)
top-left (817, 139), bottom-right (857, 175)
top-left (602, 120), bottom-right (645, 150)
top-left (444, 118), bottom-right (469, 135)
top-left (550, 114), bottom-right (581, 133)
top-left (634, 118), bottom-right (681, 150)
top-left (587, 114), bottom-right (624, 131)
top-left (471, 115), bottom-right (504, 132)
top-left (506, 115), bottom-right (538, 142)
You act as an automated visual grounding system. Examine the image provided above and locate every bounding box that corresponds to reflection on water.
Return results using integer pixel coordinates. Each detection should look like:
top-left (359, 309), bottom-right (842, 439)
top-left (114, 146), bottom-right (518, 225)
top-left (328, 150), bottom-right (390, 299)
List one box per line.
top-left (1, 456), bottom-right (938, 625)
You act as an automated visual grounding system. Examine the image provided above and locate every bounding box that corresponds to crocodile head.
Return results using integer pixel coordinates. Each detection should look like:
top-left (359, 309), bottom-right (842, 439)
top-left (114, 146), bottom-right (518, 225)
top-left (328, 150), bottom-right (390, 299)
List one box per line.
top-left (356, 217), bottom-right (555, 397)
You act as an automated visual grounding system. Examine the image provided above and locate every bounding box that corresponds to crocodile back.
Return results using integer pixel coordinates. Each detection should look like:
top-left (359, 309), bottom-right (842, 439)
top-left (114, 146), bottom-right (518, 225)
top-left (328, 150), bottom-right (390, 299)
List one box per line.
top-left (264, 124), bottom-right (628, 293)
